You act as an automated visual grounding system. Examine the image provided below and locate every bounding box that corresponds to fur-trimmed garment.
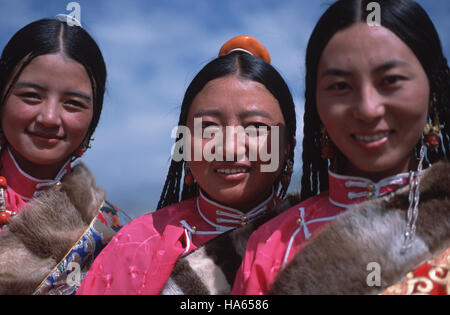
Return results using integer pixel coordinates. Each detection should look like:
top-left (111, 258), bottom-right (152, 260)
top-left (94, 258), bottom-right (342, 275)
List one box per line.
top-left (162, 162), bottom-right (450, 295)
top-left (161, 196), bottom-right (297, 294)
top-left (0, 163), bottom-right (107, 295)
top-left (270, 161), bottom-right (450, 294)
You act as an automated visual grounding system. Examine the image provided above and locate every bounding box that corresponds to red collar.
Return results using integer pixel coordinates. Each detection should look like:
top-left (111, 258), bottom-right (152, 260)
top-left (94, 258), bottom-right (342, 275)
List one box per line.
top-left (196, 189), bottom-right (280, 231)
top-left (328, 169), bottom-right (421, 209)
top-left (0, 147), bottom-right (71, 201)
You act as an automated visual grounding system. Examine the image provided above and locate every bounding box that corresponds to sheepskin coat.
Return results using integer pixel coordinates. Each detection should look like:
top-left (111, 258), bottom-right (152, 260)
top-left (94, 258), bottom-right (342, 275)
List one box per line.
top-left (0, 163), bottom-right (106, 295)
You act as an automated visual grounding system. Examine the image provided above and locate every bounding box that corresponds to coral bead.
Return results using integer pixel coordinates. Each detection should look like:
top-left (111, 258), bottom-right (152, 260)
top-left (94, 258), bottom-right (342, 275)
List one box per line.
top-left (184, 175), bottom-right (194, 186)
top-left (0, 176), bottom-right (7, 188)
top-left (425, 134), bottom-right (440, 149)
top-left (0, 211), bottom-right (11, 225)
top-left (321, 145), bottom-right (336, 159)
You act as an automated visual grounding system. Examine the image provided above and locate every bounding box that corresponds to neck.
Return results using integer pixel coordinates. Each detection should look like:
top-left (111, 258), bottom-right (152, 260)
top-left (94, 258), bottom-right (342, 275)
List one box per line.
top-left (200, 186), bottom-right (275, 213)
top-left (7, 146), bottom-right (69, 180)
top-left (336, 153), bottom-right (420, 182)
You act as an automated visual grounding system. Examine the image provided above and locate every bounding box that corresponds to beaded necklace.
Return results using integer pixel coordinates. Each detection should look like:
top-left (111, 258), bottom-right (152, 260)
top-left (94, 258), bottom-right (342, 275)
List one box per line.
top-left (0, 173), bottom-right (15, 226)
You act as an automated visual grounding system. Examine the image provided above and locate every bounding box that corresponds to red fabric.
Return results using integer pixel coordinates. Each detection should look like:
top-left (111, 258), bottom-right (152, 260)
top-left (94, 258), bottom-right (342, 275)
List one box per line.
top-left (382, 248), bottom-right (450, 295)
top-left (0, 148), bottom-right (71, 232)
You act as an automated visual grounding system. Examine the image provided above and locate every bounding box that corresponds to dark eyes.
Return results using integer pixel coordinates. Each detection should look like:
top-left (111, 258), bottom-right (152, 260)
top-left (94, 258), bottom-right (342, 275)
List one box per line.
top-left (381, 75), bottom-right (406, 86)
top-left (326, 75), bottom-right (407, 92)
top-left (65, 100), bottom-right (86, 108)
top-left (246, 122), bottom-right (269, 129)
top-left (20, 92), bottom-right (41, 100)
top-left (327, 82), bottom-right (350, 91)
top-left (18, 92), bottom-right (86, 109)
top-left (201, 121), bottom-right (218, 129)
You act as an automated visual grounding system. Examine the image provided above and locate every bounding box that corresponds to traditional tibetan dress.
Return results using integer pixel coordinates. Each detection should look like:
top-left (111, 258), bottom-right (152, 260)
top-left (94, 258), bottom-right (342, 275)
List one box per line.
top-left (232, 170), bottom-right (421, 295)
top-left (0, 147), bottom-right (130, 295)
top-left (77, 190), bottom-right (280, 294)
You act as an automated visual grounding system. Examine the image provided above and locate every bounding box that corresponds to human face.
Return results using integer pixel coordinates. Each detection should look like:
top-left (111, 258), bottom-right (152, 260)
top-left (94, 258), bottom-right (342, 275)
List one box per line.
top-left (186, 75), bottom-right (288, 211)
top-left (1, 53), bottom-right (93, 179)
top-left (316, 23), bottom-right (429, 181)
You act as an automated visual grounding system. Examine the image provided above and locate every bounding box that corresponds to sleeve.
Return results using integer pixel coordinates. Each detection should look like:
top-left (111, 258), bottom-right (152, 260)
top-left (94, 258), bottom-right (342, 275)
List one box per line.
top-left (77, 213), bottom-right (187, 295)
top-left (76, 220), bottom-right (151, 295)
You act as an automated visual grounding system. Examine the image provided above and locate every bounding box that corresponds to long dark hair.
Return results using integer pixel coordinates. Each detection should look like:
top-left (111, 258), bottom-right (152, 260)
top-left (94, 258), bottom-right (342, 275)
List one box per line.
top-left (0, 18), bottom-right (107, 146)
top-left (301, 0), bottom-right (450, 201)
top-left (157, 51), bottom-right (297, 210)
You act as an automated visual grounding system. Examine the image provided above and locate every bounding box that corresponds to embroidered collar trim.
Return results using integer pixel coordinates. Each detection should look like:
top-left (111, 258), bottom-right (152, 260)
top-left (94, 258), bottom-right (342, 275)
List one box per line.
top-left (328, 169), bottom-right (424, 209)
top-left (196, 188), bottom-right (277, 231)
top-left (1, 147), bottom-right (71, 201)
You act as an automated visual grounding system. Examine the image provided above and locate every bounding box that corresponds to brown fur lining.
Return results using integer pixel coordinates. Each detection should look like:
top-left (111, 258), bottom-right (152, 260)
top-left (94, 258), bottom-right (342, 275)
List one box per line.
top-left (270, 162), bottom-right (450, 295)
top-left (161, 193), bottom-right (301, 294)
top-left (0, 163), bottom-right (105, 295)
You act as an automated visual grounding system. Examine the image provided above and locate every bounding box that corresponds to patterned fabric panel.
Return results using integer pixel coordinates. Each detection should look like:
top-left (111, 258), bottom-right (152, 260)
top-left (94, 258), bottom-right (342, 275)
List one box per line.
top-left (33, 201), bottom-right (131, 295)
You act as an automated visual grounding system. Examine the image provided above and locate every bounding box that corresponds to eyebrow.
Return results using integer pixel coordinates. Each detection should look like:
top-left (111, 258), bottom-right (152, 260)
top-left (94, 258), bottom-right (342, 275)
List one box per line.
top-left (239, 109), bottom-right (273, 120)
top-left (372, 60), bottom-right (409, 74)
top-left (320, 60), bottom-right (410, 79)
top-left (15, 81), bottom-right (47, 91)
top-left (192, 109), bottom-right (222, 118)
top-left (14, 80), bottom-right (92, 102)
top-left (192, 109), bottom-right (273, 120)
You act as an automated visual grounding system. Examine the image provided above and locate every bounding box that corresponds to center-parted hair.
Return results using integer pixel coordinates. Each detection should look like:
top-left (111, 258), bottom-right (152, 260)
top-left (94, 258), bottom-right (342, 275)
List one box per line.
top-left (157, 51), bottom-right (297, 210)
top-left (301, 0), bottom-right (450, 201)
top-left (0, 18), bottom-right (107, 145)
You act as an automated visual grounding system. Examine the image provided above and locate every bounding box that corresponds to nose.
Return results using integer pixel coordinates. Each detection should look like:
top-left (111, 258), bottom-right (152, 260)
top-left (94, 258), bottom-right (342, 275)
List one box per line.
top-left (223, 125), bottom-right (247, 162)
top-left (35, 98), bottom-right (61, 128)
top-left (352, 84), bottom-right (385, 123)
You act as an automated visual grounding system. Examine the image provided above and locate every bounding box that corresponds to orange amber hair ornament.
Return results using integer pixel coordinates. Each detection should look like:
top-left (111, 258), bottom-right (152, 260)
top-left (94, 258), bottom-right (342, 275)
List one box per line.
top-left (219, 35), bottom-right (271, 64)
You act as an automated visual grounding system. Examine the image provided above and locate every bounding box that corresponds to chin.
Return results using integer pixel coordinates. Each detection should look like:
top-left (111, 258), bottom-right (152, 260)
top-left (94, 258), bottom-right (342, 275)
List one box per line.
top-left (26, 153), bottom-right (70, 167)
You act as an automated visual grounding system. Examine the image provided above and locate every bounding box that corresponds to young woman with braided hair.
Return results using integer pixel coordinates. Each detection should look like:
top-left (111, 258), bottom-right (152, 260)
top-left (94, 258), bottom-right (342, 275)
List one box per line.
top-left (232, 0), bottom-right (450, 295)
top-left (77, 35), bottom-right (297, 294)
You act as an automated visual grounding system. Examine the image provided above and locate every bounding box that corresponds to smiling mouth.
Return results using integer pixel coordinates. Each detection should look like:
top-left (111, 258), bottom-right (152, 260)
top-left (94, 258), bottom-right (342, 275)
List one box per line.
top-left (28, 131), bottom-right (63, 140)
top-left (215, 168), bottom-right (250, 175)
top-left (353, 131), bottom-right (392, 143)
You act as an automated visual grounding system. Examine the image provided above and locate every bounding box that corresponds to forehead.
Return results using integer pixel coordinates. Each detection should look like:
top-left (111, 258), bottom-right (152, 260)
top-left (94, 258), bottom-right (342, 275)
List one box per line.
top-left (188, 75), bottom-right (283, 119)
top-left (319, 23), bottom-right (423, 72)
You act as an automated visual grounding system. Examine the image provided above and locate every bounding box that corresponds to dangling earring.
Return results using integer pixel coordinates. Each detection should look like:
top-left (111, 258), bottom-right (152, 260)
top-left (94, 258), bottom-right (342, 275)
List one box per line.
top-left (184, 162), bottom-right (194, 186)
top-left (74, 137), bottom-right (94, 158)
top-left (423, 99), bottom-right (441, 150)
top-left (320, 127), bottom-right (336, 159)
top-left (280, 160), bottom-right (294, 190)
top-left (74, 147), bottom-right (85, 158)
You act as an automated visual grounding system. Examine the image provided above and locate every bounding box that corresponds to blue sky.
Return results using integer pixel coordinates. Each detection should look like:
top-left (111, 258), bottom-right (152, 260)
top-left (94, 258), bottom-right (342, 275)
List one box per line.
top-left (1, 0), bottom-right (449, 218)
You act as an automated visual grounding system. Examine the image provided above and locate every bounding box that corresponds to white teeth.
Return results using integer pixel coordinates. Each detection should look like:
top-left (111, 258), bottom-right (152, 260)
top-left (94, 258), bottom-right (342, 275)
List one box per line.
top-left (355, 132), bottom-right (390, 142)
top-left (216, 168), bottom-right (249, 174)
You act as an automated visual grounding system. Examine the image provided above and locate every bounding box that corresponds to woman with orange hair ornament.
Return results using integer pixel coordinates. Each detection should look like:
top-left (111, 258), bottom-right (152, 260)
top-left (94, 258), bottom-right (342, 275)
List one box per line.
top-left (77, 35), bottom-right (297, 294)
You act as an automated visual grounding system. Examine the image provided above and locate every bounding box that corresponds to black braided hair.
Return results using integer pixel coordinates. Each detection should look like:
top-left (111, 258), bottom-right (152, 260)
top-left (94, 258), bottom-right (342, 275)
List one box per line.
top-left (300, 0), bottom-right (450, 201)
top-left (157, 51), bottom-right (297, 210)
